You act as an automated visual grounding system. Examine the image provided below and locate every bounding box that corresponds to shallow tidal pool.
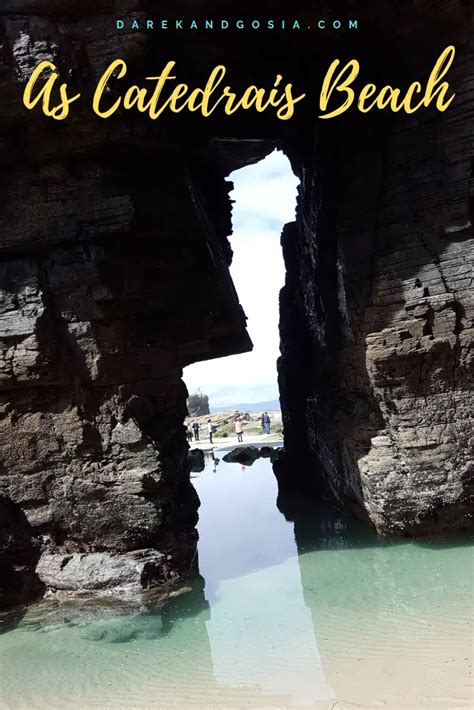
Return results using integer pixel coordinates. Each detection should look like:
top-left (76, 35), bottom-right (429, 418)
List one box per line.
top-left (0, 453), bottom-right (472, 709)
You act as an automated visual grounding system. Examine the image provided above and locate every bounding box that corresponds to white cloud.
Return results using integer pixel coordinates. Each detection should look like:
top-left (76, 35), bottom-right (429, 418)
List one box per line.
top-left (184, 150), bottom-right (298, 408)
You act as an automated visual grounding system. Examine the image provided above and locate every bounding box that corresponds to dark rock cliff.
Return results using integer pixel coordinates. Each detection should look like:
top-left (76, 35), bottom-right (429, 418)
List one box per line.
top-left (0, 0), bottom-right (472, 606)
top-left (277, 26), bottom-right (474, 536)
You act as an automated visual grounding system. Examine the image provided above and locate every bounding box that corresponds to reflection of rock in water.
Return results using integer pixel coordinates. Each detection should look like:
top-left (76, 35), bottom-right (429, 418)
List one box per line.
top-left (74, 575), bottom-right (210, 644)
top-left (277, 489), bottom-right (375, 550)
top-left (0, 569), bottom-right (209, 636)
top-left (205, 450), bottom-right (220, 470)
top-left (288, 495), bottom-right (473, 706)
top-left (160, 573), bottom-right (210, 634)
top-left (81, 614), bottom-right (164, 643)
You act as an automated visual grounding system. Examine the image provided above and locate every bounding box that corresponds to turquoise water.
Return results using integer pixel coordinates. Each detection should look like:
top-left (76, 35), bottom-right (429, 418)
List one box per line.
top-left (0, 454), bottom-right (472, 709)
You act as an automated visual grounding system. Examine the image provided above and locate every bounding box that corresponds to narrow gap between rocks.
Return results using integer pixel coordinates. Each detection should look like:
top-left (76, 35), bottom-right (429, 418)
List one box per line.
top-left (183, 149), bottom-right (299, 461)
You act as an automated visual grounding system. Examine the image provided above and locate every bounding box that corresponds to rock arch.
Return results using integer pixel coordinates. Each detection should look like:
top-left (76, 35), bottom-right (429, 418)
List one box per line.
top-left (0, 1), bottom-right (472, 605)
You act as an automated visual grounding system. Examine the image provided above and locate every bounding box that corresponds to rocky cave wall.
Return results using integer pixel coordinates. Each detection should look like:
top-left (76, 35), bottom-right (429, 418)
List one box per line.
top-left (0, 0), bottom-right (473, 607)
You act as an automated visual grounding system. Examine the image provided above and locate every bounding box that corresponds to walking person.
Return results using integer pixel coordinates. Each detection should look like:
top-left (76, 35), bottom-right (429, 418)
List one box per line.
top-left (261, 412), bottom-right (266, 433)
top-left (192, 420), bottom-right (200, 442)
top-left (208, 419), bottom-right (214, 445)
top-left (187, 425), bottom-right (194, 443)
top-left (235, 416), bottom-right (244, 443)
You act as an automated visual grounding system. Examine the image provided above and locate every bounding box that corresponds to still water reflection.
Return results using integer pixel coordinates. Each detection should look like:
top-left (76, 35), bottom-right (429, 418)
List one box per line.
top-left (0, 453), bottom-right (472, 708)
top-left (195, 452), bottom-right (331, 704)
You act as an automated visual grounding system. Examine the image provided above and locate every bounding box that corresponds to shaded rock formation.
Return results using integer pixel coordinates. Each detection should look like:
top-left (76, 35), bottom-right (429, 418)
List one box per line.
top-left (187, 448), bottom-right (205, 473)
top-left (277, 22), bottom-right (474, 535)
top-left (0, 0), bottom-right (473, 605)
top-left (0, 2), bottom-right (253, 605)
top-left (0, 494), bottom-right (45, 607)
top-left (223, 446), bottom-right (282, 466)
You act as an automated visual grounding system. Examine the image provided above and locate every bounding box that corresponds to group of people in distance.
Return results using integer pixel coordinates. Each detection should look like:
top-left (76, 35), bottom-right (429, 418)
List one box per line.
top-left (186, 411), bottom-right (272, 445)
top-left (235, 411), bottom-right (272, 440)
top-left (186, 419), bottom-right (216, 443)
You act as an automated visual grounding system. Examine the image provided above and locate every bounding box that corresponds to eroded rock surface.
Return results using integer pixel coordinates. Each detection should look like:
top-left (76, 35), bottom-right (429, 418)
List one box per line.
top-left (0, 1), bottom-right (253, 606)
top-left (277, 17), bottom-right (474, 534)
top-left (36, 550), bottom-right (166, 596)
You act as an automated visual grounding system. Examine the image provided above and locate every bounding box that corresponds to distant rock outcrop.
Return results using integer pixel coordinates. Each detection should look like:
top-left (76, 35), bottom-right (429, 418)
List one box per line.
top-left (187, 393), bottom-right (210, 417)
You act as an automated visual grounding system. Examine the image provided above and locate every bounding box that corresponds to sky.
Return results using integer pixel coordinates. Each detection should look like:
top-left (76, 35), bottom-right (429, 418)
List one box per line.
top-left (183, 150), bottom-right (299, 409)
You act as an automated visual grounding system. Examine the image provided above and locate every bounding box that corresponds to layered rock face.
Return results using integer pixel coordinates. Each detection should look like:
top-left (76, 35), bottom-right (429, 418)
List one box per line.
top-left (0, 0), bottom-right (472, 607)
top-left (0, 2), bottom-right (252, 605)
top-left (278, 23), bottom-right (474, 535)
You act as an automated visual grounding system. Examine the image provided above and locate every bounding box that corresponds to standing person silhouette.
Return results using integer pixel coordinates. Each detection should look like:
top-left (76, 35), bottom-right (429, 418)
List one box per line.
top-left (263, 412), bottom-right (271, 434)
top-left (235, 416), bottom-right (244, 443)
top-left (192, 420), bottom-right (200, 441)
top-left (208, 419), bottom-right (214, 444)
